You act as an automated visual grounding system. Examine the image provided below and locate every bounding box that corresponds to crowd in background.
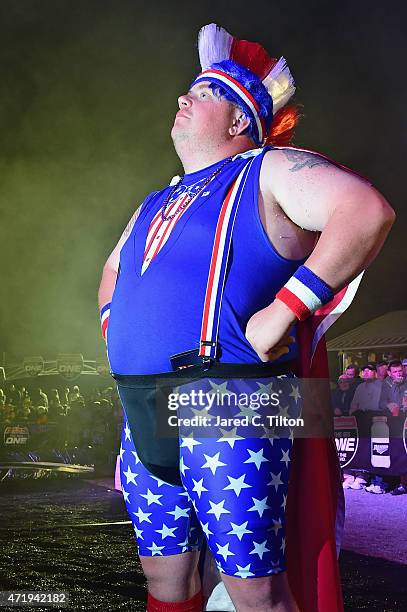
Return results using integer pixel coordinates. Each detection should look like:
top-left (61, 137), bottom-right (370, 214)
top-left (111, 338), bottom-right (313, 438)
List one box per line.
top-left (0, 381), bottom-right (123, 452)
top-left (331, 358), bottom-right (407, 496)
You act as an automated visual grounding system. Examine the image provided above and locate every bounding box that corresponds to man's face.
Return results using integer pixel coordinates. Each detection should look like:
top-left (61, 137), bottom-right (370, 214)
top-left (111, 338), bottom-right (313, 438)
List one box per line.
top-left (344, 367), bottom-right (356, 379)
top-left (362, 368), bottom-right (376, 380)
top-left (377, 364), bottom-right (388, 378)
top-left (389, 365), bottom-right (404, 383)
top-left (338, 377), bottom-right (350, 390)
top-left (171, 82), bottom-right (236, 148)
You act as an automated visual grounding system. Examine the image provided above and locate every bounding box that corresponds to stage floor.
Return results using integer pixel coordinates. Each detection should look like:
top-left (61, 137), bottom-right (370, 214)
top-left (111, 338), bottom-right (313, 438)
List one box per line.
top-left (0, 477), bottom-right (406, 611)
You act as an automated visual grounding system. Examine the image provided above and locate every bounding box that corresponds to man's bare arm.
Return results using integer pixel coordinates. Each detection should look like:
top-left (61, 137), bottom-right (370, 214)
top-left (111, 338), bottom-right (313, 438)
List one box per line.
top-left (261, 148), bottom-right (395, 292)
top-left (98, 208), bottom-right (140, 310)
top-left (246, 148), bottom-right (395, 361)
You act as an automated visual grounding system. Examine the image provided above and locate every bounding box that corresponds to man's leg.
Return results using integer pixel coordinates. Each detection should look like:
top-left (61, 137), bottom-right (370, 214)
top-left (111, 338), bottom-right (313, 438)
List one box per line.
top-left (181, 432), bottom-right (298, 611)
top-left (119, 419), bottom-right (205, 607)
top-left (140, 551), bottom-right (201, 602)
top-left (221, 571), bottom-right (299, 612)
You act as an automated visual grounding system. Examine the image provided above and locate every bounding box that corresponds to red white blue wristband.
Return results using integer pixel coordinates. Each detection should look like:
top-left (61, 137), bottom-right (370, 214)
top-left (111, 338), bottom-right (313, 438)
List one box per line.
top-left (100, 302), bottom-right (111, 341)
top-left (275, 265), bottom-right (334, 321)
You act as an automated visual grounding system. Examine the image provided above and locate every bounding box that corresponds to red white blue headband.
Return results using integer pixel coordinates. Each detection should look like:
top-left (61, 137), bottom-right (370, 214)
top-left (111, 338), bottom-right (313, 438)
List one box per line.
top-left (190, 24), bottom-right (296, 145)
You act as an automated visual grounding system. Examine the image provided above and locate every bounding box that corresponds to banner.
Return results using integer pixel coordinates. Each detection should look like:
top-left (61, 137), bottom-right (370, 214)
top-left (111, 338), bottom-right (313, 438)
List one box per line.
top-left (57, 354), bottom-right (84, 380)
top-left (23, 356), bottom-right (44, 376)
top-left (334, 413), bottom-right (407, 475)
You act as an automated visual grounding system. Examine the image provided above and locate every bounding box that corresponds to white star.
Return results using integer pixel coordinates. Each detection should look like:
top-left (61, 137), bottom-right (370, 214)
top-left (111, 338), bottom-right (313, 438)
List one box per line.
top-left (267, 560), bottom-right (282, 574)
top-left (201, 522), bottom-right (213, 538)
top-left (155, 523), bottom-right (178, 539)
top-left (249, 540), bottom-right (270, 560)
top-left (248, 496), bottom-right (270, 517)
top-left (207, 499), bottom-right (231, 520)
top-left (270, 519), bottom-right (283, 536)
top-left (132, 507), bottom-right (152, 524)
top-left (150, 476), bottom-right (167, 488)
top-left (256, 381), bottom-right (275, 395)
top-left (119, 444), bottom-right (125, 461)
top-left (244, 448), bottom-right (269, 470)
top-left (133, 525), bottom-right (143, 539)
top-left (140, 489), bottom-right (163, 506)
top-left (227, 521), bottom-right (253, 541)
top-left (131, 450), bottom-right (140, 464)
top-left (166, 505), bottom-right (190, 521)
top-left (235, 403), bottom-right (257, 419)
top-left (268, 472), bottom-right (284, 492)
top-left (280, 448), bottom-right (291, 468)
top-left (146, 541), bottom-right (165, 556)
top-left (123, 465), bottom-right (138, 486)
top-left (223, 474), bottom-right (252, 497)
top-left (180, 456), bottom-right (190, 476)
top-left (180, 434), bottom-right (202, 452)
top-left (279, 404), bottom-right (290, 418)
top-left (178, 537), bottom-right (189, 553)
top-left (124, 422), bottom-right (131, 441)
top-left (201, 452), bottom-right (226, 475)
top-left (234, 563), bottom-right (255, 578)
top-left (217, 427), bottom-right (243, 447)
top-left (122, 488), bottom-right (130, 503)
top-left (216, 542), bottom-right (235, 562)
top-left (281, 537), bottom-right (286, 553)
top-left (192, 478), bottom-right (208, 498)
top-left (281, 494), bottom-right (287, 510)
top-left (207, 380), bottom-right (233, 401)
top-left (289, 384), bottom-right (301, 403)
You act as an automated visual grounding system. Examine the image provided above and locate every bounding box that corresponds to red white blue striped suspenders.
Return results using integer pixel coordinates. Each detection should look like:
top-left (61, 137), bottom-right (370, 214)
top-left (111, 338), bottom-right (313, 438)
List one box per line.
top-left (199, 157), bottom-right (255, 364)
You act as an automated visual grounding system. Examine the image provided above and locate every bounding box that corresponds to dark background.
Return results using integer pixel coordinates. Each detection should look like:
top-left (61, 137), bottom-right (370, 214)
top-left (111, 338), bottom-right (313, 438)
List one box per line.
top-left (1, 0), bottom-right (406, 363)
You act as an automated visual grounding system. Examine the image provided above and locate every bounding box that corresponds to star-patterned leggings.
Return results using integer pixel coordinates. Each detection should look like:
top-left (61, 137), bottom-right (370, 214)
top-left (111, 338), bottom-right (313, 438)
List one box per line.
top-left (120, 419), bottom-right (293, 578)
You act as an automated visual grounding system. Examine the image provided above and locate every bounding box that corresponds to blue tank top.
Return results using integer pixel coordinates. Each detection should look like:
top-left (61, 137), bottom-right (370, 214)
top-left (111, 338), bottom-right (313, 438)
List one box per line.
top-left (107, 147), bottom-right (305, 374)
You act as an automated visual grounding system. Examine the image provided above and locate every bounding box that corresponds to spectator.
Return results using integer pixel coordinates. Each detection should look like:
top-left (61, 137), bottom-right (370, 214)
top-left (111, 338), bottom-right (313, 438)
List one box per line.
top-left (402, 358), bottom-right (407, 379)
top-left (344, 364), bottom-right (360, 380)
top-left (48, 389), bottom-right (62, 419)
top-left (376, 360), bottom-right (388, 381)
top-left (68, 385), bottom-right (84, 406)
top-left (349, 364), bottom-right (382, 414)
top-left (31, 387), bottom-right (49, 410)
top-left (7, 384), bottom-right (21, 407)
top-left (332, 375), bottom-right (355, 416)
top-left (374, 361), bottom-right (407, 494)
top-left (379, 360), bottom-right (407, 415)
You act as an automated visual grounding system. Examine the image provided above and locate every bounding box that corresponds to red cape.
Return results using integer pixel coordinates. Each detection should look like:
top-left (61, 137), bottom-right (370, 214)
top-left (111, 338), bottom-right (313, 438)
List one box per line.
top-left (286, 319), bottom-right (344, 611)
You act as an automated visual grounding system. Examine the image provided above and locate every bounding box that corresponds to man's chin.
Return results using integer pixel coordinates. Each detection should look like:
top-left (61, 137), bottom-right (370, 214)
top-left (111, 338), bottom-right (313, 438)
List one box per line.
top-left (171, 125), bottom-right (189, 144)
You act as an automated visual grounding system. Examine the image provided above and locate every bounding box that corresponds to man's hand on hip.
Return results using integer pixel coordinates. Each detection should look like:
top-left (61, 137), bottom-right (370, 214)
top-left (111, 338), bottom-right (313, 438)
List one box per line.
top-left (245, 299), bottom-right (297, 362)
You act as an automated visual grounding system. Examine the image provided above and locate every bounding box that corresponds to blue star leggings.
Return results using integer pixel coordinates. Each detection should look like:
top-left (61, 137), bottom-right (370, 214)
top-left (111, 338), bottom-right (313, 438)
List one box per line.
top-left (120, 418), bottom-right (293, 578)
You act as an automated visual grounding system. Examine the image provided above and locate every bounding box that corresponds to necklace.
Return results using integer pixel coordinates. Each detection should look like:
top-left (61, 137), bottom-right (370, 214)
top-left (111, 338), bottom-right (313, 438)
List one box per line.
top-left (161, 157), bottom-right (233, 221)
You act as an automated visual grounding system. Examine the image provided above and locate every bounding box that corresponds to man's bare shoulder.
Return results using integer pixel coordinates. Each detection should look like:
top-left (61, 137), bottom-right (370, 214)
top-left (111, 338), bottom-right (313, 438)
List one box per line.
top-left (260, 146), bottom-right (364, 184)
top-left (260, 146), bottom-right (374, 231)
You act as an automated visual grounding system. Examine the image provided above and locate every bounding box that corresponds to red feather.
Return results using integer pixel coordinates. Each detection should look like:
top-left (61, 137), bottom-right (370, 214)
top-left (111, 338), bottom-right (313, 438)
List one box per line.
top-left (230, 38), bottom-right (277, 80)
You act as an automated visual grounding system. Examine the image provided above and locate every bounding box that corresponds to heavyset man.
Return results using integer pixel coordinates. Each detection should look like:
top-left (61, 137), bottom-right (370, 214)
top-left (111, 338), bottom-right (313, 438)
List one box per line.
top-left (98, 24), bottom-right (394, 612)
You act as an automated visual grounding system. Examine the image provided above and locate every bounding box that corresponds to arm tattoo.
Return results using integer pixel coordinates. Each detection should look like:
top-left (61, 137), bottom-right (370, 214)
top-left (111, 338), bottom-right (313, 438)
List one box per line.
top-left (122, 206), bottom-right (141, 239)
top-left (282, 149), bottom-right (333, 172)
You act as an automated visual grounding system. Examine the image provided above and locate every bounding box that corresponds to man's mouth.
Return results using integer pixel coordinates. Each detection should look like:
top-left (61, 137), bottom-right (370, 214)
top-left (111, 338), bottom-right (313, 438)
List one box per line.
top-left (176, 110), bottom-right (190, 119)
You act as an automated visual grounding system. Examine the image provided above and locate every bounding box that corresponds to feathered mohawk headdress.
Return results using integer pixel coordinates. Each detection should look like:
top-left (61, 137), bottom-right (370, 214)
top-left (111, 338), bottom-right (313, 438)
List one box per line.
top-left (191, 24), bottom-right (298, 146)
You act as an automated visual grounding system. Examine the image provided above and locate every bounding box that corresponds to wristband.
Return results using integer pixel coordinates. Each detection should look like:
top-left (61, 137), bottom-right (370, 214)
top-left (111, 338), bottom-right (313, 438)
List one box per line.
top-left (275, 265), bottom-right (334, 321)
top-left (100, 302), bottom-right (111, 341)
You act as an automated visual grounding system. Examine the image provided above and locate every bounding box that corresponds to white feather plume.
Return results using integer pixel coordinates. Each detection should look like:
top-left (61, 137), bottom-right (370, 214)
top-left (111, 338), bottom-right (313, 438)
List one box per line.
top-left (262, 57), bottom-right (296, 113)
top-left (198, 23), bottom-right (233, 70)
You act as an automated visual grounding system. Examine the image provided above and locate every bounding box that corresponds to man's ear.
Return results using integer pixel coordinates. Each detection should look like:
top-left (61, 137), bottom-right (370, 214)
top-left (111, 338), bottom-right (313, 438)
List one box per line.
top-left (229, 111), bottom-right (251, 137)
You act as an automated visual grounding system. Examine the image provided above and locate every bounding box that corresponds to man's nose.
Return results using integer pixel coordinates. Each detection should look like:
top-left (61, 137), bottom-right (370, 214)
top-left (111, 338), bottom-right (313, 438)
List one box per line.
top-left (178, 94), bottom-right (192, 109)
